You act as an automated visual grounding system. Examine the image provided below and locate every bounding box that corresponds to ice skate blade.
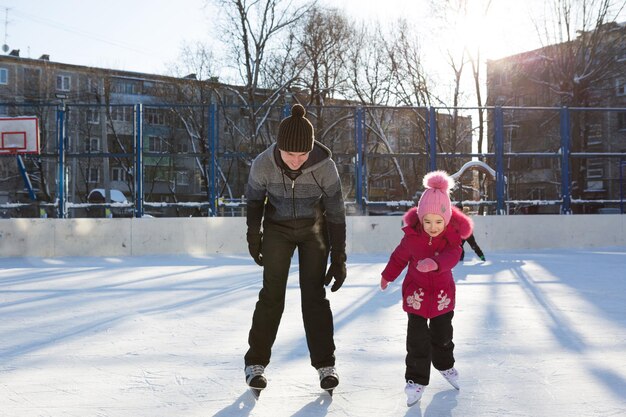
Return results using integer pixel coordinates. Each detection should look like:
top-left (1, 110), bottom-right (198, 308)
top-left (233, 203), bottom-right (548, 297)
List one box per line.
top-left (407, 398), bottom-right (421, 407)
top-left (443, 377), bottom-right (460, 390)
top-left (324, 388), bottom-right (334, 396)
top-left (249, 387), bottom-right (263, 400)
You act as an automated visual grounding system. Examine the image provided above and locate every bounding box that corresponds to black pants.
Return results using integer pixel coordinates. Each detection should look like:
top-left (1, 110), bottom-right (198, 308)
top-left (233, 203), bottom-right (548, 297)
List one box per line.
top-left (461, 234), bottom-right (484, 260)
top-left (405, 311), bottom-right (455, 385)
top-left (244, 222), bottom-right (335, 369)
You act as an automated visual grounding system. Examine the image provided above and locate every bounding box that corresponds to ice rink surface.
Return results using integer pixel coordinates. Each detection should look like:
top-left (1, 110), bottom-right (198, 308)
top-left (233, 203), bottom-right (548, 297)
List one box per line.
top-left (1, 248), bottom-right (625, 416)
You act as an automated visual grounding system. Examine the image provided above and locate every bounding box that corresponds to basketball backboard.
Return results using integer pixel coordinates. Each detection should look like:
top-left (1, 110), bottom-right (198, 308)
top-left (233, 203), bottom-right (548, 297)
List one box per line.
top-left (0, 116), bottom-right (40, 154)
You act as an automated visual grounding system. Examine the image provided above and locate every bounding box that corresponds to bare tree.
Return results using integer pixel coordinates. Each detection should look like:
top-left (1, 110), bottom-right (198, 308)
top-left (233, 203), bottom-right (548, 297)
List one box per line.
top-left (345, 22), bottom-right (422, 199)
top-left (385, 19), bottom-right (434, 108)
top-left (531, 0), bottom-right (625, 106)
top-left (528, 0), bottom-right (626, 203)
top-left (291, 6), bottom-right (353, 107)
top-left (209, 0), bottom-right (315, 150)
top-left (278, 5), bottom-right (355, 157)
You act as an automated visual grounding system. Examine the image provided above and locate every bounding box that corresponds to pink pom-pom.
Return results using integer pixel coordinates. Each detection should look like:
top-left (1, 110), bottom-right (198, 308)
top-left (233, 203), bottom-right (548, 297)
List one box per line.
top-left (423, 170), bottom-right (454, 193)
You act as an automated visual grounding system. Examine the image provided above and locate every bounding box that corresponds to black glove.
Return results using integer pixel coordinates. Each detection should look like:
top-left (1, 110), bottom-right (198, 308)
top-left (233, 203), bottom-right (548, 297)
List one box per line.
top-left (247, 232), bottom-right (263, 266)
top-left (324, 250), bottom-right (346, 292)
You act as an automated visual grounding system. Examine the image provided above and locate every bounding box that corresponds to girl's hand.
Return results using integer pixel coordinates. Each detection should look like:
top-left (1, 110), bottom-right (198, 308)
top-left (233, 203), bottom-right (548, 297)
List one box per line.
top-left (416, 258), bottom-right (438, 272)
top-left (380, 277), bottom-right (390, 290)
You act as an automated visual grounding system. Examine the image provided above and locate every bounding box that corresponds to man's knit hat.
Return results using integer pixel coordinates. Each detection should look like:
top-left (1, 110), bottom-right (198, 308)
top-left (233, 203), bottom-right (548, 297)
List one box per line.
top-left (417, 170), bottom-right (455, 226)
top-left (277, 104), bottom-right (314, 152)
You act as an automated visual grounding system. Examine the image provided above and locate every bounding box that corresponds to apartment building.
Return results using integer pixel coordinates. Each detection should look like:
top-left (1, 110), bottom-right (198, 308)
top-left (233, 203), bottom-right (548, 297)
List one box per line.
top-left (0, 52), bottom-right (474, 217)
top-left (0, 51), bottom-right (255, 217)
top-left (486, 22), bottom-right (626, 213)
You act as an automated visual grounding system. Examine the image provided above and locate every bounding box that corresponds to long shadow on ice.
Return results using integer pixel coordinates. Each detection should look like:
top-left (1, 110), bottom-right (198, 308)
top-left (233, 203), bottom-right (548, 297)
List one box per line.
top-left (421, 389), bottom-right (458, 417)
top-left (0, 255), bottom-right (261, 362)
top-left (290, 393), bottom-right (332, 417)
top-left (212, 391), bottom-right (256, 417)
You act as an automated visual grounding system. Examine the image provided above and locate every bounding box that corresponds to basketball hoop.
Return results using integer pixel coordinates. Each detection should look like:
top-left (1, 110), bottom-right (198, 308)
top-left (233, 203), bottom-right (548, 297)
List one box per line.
top-left (0, 117), bottom-right (40, 155)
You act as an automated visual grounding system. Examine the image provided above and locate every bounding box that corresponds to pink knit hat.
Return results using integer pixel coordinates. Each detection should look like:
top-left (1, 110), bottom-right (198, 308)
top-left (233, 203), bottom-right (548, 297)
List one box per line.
top-left (417, 170), bottom-right (455, 226)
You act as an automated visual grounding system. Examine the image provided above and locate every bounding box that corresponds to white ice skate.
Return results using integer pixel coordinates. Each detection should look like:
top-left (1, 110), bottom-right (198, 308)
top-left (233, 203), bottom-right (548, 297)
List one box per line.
top-left (405, 380), bottom-right (425, 407)
top-left (245, 365), bottom-right (267, 399)
top-left (439, 367), bottom-right (460, 390)
top-left (317, 366), bottom-right (339, 395)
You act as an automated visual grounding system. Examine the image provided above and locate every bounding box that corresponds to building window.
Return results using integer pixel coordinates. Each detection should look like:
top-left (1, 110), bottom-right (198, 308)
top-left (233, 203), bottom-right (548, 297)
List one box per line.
top-left (617, 112), bottom-right (626, 131)
top-left (617, 78), bottom-right (626, 96)
top-left (110, 106), bottom-right (132, 122)
top-left (0, 68), bottom-right (7, 85)
top-left (587, 159), bottom-right (604, 179)
top-left (111, 79), bottom-right (140, 95)
top-left (86, 109), bottom-right (100, 124)
top-left (24, 68), bottom-right (41, 96)
top-left (56, 75), bottom-right (71, 91)
top-left (176, 171), bottom-right (190, 186)
top-left (587, 123), bottom-right (602, 145)
top-left (148, 136), bottom-right (167, 153)
top-left (85, 137), bottom-right (100, 152)
top-left (112, 167), bottom-right (127, 182)
top-left (585, 180), bottom-right (604, 191)
top-left (87, 167), bottom-right (100, 183)
top-left (528, 187), bottom-right (545, 200)
top-left (145, 108), bottom-right (165, 125)
top-left (87, 78), bottom-right (99, 94)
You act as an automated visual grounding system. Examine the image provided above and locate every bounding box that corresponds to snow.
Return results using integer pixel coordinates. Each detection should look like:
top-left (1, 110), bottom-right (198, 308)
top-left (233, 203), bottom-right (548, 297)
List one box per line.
top-left (1, 248), bottom-right (625, 416)
top-left (87, 189), bottom-right (129, 203)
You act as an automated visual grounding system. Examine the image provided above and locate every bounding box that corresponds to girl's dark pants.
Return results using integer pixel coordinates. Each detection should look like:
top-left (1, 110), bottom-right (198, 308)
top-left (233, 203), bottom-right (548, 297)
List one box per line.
top-left (405, 311), bottom-right (455, 385)
top-left (244, 221), bottom-right (335, 369)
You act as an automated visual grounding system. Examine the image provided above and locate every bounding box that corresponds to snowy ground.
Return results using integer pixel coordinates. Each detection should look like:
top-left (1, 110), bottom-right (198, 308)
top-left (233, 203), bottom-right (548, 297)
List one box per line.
top-left (0, 248), bottom-right (625, 417)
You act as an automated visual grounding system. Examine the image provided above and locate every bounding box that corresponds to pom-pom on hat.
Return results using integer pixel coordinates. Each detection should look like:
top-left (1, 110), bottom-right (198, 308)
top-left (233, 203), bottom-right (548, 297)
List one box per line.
top-left (277, 104), bottom-right (314, 153)
top-left (417, 170), bottom-right (455, 226)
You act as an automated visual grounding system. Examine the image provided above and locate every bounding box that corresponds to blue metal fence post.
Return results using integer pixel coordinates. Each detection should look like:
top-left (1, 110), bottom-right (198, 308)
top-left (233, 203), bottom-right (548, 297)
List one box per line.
top-left (619, 159), bottom-right (626, 214)
top-left (560, 107), bottom-right (572, 214)
top-left (134, 104), bottom-right (143, 218)
top-left (354, 106), bottom-right (365, 214)
top-left (208, 103), bottom-right (218, 217)
top-left (494, 106), bottom-right (506, 215)
top-left (428, 107), bottom-right (437, 171)
top-left (56, 105), bottom-right (66, 218)
top-left (16, 155), bottom-right (36, 200)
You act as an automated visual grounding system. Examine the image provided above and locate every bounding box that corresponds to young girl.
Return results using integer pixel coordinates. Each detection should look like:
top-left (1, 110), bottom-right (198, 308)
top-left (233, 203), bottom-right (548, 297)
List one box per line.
top-left (380, 170), bottom-right (473, 407)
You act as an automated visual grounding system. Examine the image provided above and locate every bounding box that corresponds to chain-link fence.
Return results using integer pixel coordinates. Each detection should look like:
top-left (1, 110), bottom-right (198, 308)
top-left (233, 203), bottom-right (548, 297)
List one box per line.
top-left (0, 103), bottom-right (624, 218)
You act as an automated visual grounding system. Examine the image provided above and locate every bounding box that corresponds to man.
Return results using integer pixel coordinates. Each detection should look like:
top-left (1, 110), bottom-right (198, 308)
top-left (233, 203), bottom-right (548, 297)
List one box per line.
top-left (455, 203), bottom-right (486, 262)
top-left (244, 104), bottom-right (347, 396)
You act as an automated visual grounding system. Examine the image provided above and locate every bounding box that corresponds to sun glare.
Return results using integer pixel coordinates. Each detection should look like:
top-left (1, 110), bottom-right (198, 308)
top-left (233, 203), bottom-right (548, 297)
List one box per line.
top-left (328, 0), bottom-right (542, 61)
top-left (451, 2), bottom-right (543, 60)
top-left (452, 9), bottom-right (516, 60)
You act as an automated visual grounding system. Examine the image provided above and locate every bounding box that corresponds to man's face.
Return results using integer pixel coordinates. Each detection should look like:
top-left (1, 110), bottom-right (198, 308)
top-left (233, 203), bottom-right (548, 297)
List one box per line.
top-left (279, 149), bottom-right (310, 170)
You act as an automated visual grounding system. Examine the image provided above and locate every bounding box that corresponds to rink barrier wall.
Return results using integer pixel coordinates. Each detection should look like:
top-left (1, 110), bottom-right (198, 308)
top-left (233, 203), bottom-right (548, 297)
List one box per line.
top-left (1, 214), bottom-right (625, 258)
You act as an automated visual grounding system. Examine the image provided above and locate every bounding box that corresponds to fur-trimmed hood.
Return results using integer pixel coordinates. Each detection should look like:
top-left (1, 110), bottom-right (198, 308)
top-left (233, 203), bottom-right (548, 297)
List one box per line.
top-left (402, 205), bottom-right (473, 240)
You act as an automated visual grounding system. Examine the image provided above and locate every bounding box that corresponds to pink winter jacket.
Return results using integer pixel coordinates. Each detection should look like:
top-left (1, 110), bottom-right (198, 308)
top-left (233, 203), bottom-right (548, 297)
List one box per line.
top-left (381, 205), bottom-right (473, 318)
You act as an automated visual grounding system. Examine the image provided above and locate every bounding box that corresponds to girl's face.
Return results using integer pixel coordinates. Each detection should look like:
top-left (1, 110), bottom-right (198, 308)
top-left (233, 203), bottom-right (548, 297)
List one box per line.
top-left (422, 213), bottom-right (445, 237)
top-left (279, 149), bottom-right (310, 170)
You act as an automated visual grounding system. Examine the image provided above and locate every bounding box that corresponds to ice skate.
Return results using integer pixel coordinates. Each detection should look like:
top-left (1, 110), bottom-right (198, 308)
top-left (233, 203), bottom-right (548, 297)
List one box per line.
top-left (439, 367), bottom-right (460, 390)
top-left (317, 366), bottom-right (339, 395)
top-left (245, 365), bottom-right (267, 399)
top-left (405, 380), bottom-right (425, 407)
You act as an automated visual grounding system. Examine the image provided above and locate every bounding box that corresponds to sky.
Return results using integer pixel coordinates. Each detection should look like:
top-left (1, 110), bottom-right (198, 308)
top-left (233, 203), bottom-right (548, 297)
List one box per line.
top-left (0, 0), bottom-right (558, 78)
top-left (0, 248), bottom-right (625, 416)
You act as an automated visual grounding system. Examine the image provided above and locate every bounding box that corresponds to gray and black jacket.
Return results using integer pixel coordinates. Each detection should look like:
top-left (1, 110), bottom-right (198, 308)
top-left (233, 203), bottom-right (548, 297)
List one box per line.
top-left (246, 141), bottom-right (346, 253)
